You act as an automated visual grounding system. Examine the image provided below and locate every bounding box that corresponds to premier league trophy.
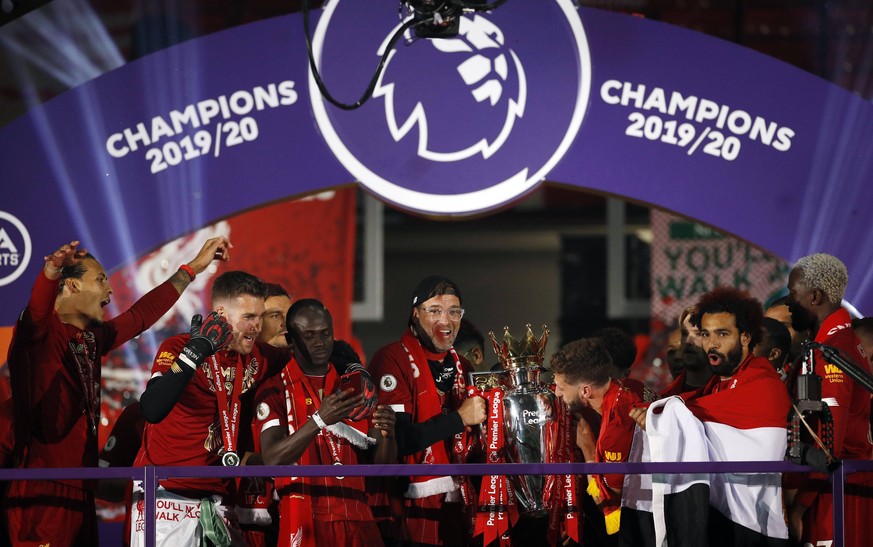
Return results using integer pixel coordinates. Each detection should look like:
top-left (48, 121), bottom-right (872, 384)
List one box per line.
top-left (470, 324), bottom-right (557, 516)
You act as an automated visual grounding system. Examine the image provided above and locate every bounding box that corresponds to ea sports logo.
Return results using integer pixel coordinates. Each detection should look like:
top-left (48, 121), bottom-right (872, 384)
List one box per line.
top-left (0, 211), bottom-right (31, 287)
top-left (310, 0), bottom-right (590, 215)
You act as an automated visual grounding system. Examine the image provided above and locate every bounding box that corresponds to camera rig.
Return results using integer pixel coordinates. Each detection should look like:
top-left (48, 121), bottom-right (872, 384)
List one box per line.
top-left (787, 339), bottom-right (873, 472)
top-left (405, 1), bottom-right (509, 38)
top-left (302, 0), bottom-right (510, 110)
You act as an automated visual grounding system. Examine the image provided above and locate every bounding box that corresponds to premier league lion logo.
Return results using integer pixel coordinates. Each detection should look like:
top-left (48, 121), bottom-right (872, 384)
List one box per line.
top-left (310, 0), bottom-right (589, 215)
top-left (374, 14), bottom-right (526, 162)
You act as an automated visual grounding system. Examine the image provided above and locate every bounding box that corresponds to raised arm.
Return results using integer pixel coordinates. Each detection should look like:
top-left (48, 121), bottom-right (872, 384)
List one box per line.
top-left (139, 312), bottom-right (232, 423)
top-left (104, 236), bottom-right (233, 352)
top-left (17, 241), bottom-right (89, 340)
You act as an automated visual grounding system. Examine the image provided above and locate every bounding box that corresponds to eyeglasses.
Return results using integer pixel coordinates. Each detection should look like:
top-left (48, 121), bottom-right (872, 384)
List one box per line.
top-left (422, 306), bottom-right (465, 321)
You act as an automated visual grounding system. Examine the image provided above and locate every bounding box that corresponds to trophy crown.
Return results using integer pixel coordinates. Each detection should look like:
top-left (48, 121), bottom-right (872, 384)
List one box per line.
top-left (488, 324), bottom-right (549, 369)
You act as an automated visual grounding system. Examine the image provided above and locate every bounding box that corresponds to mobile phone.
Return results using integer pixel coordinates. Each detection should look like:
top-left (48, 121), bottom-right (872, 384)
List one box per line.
top-left (337, 370), bottom-right (363, 397)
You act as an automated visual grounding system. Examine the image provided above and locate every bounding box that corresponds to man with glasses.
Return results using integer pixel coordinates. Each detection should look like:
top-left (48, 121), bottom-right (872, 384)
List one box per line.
top-left (369, 276), bottom-right (486, 547)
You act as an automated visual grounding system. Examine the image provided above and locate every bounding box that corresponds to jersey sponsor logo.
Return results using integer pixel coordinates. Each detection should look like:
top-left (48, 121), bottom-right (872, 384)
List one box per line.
top-left (823, 363), bottom-right (845, 383)
top-left (603, 450), bottom-right (622, 462)
top-left (380, 374), bottom-right (398, 392)
top-left (156, 351), bottom-right (176, 369)
top-left (0, 211), bottom-right (32, 287)
top-left (309, 1), bottom-right (590, 215)
top-left (823, 363), bottom-right (843, 375)
top-left (256, 402), bottom-right (270, 421)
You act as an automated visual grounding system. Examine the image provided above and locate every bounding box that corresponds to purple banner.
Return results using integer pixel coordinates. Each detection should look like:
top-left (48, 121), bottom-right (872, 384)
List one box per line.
top-left (1, 1), bottom-right (872, 317)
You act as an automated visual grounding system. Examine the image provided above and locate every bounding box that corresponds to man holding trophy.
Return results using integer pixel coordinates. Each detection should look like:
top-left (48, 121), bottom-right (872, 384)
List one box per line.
top-left (550, 337), bottom-right (646, 540)
top-left (369, 276), bottom-right (486, 546)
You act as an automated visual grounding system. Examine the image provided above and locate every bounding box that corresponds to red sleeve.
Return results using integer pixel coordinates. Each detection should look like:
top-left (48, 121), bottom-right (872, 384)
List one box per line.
top-left (252, 376), bottom-right (287, 444)
top-left (369, 343), bottom-right (414, 414)
top-left (14, 271), bottom-right (60, 344)
top-left (597, 396), bottom-right (639, 495)
top-left (150, 335), bottom-right (187, 378)
top-left (98, 280), bottom-right (180, 354)
top-left (815, 335), bottom-right (863, 458)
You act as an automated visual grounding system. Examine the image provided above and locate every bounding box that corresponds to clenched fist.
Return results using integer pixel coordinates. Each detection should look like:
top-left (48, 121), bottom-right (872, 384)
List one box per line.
top-left (457, 395), bottom-right (487, 426)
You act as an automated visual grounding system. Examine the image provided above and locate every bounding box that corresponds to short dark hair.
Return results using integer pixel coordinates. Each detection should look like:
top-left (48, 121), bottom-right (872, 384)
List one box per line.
top-left (58, 253), bottom-right (97, 294)
top-left (286, 298), bottom-right (331, 329)
top-left (761, 317), bottom-right (791, 361)
top-left (693, 287), bottom-right (765, 350)
top-left (549, 338), bottom-right (613, 387)
top-left (210, 271), bottom-right (266, 304)
top-left (264, 282), bottom-right (290, 300)
top-left (591, 327), bottom-right (636, 371)
top-left (454, 318), bottom-right (485, 353)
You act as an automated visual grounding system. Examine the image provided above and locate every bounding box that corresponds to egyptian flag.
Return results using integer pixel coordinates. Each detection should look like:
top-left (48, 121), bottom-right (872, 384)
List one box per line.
top-left (620, 356), bottom-right (790, 547)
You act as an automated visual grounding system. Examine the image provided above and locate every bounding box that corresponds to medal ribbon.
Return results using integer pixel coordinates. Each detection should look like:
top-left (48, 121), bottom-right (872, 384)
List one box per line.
top-left (546, 395), bottom-right (580, 544)
top-left (296, 373), bottom-right (345, 468)
top-left (559, 397), bottom-right (581, 542)
top-left (458, 385), bottom-right (484, 532)
top-left (70, 332), bottom-right (99, 436)
top-left (473, 387), bottom-right (518, 546)
top-left (209, 355), bottom-right (244, 462)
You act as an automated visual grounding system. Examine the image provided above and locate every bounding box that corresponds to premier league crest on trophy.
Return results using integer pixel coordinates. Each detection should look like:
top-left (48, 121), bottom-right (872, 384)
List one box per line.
top-left (469, 324), bottom-right (557, 541)
top-left (489, 324), bottom-right (556, 515)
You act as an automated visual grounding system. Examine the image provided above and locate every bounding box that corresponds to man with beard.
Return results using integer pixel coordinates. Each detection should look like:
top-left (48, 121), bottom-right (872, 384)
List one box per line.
top-left (368, 275), bottom-right (486, 547)
top-left (625, 287), bottom-right (790, 547)
top-left (253, 299), bottom-right (395, 547)
top-left (237, 282), bottom-right (291, 546)
top-left (2, 237), bottom-right (230, 547)
top-left (660, 306), bottom-right (713, 396)
top-left (551, 337), bottom-right (647, 541)
top-left (784, 254), bottom-right (872, 547)
top-left (130, 271), bottom-right (292, 547)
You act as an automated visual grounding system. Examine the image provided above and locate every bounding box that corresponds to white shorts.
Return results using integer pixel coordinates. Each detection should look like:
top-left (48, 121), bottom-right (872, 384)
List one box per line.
top-left (130, 486), bottom-right (245, 547)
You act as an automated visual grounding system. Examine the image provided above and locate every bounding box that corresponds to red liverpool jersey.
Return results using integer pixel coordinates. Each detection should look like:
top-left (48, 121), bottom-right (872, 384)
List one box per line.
top-left (252, 372), bottom-right (374, 522)
top-left (135, 334), bottom-right (287, 496)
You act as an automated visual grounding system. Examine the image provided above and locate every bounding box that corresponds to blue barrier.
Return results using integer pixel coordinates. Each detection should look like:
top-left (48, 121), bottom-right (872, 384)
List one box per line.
top-left (3, 460), bottom-right (872, 546)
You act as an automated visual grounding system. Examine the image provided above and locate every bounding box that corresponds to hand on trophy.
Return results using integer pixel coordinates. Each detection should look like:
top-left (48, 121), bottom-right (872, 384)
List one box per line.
top-left (457, 395), bottom-right (486, 426)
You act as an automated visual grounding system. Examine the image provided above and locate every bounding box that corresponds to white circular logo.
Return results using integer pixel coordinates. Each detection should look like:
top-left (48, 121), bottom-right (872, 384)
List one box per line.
top-left (309, 1), bottom-right (591, 215)
top-left (0, 211), bottom-right (32, 287)
top-left (380, 374), bottom-right (398, 392)
top-left (257, 402), bottom-right (270, 421)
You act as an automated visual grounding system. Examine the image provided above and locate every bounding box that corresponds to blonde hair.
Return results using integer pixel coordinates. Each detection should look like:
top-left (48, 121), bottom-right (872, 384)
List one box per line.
top-left (793, 253), bottom-right (848, 304)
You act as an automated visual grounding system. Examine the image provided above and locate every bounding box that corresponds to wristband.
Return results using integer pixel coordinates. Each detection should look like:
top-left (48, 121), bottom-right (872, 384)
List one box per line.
top-left (179, 264), bottom-right (196, 281)
top-left (312, 411), bottom-right (327, 429)
top-left (178, 349), bottom-right (200, 371)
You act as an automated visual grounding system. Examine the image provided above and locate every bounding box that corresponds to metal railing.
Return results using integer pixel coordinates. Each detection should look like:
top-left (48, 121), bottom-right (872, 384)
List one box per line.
top-left (3, 460), bottom-right (872, 546)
